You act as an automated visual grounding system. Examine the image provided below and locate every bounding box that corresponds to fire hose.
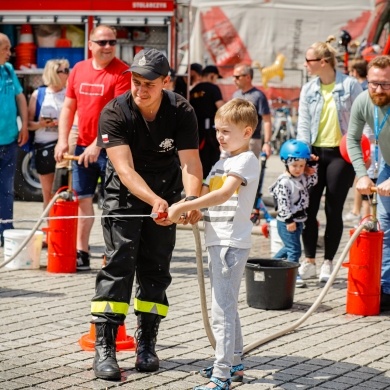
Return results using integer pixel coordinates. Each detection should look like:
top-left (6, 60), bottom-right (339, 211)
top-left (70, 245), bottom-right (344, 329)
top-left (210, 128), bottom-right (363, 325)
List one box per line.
top-left (0, 207), bottom-right (167, 270)
top-left (0, 153), bottom-right (166, 270)
top-left (0, 166), bottom-right (381, 355)
top-left (193, 189), bottom-right (380, 355)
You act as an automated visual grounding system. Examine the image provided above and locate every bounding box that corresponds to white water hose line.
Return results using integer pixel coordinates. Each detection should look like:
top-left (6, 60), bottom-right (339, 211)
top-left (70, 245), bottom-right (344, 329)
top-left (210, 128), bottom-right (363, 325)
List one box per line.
top-left (0, 201), bottom-right (370, 354)
top-left (192, 221), bottom-right (369, 355)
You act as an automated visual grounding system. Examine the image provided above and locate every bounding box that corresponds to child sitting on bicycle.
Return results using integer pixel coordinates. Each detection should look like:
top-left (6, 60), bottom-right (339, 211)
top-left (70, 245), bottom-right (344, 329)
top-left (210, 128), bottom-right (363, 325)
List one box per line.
top-left (269, 139), bottom-right (318, 288)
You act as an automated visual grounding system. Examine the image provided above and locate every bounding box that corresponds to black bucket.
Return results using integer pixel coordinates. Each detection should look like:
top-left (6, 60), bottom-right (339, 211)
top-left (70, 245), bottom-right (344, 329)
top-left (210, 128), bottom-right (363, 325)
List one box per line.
top-left (245, 259), bottom-right (299, 310)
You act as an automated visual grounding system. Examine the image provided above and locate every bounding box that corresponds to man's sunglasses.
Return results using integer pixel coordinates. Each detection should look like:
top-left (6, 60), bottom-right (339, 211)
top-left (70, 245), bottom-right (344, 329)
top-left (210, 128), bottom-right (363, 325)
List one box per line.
top-left (91, 40), bottom-right (117, 47)
top-left (57, 68), bottom-right (70, 74)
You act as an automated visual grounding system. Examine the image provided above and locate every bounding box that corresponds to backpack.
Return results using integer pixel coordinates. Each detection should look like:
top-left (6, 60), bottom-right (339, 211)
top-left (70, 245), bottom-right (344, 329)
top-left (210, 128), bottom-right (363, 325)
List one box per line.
top-left (21, 86), bottom-right (46, 153)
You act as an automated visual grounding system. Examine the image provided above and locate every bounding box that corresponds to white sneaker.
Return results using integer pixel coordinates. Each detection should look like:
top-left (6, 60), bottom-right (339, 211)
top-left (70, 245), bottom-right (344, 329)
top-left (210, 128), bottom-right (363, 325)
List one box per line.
top-left (295, 275), bottom-right (307, 288)
top-left (319, 260), bottom-right (333, 282)
top-left (298, 262), bottom-right (316, 280)
top-left (343, 211), bottom-right (361, 222)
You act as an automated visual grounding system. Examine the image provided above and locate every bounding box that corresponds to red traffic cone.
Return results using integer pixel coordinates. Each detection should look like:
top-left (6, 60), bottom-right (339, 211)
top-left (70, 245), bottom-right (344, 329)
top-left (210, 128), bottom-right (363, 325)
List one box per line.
top-left (79, 323), bottom-right (135, 351)
top-left (19, 24), bottom-right (34, 43)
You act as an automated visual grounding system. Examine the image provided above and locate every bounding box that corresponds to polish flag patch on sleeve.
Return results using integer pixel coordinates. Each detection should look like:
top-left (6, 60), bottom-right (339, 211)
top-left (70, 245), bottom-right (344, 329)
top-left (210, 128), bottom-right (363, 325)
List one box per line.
top-left (102, 134), bottom-right (109, 143)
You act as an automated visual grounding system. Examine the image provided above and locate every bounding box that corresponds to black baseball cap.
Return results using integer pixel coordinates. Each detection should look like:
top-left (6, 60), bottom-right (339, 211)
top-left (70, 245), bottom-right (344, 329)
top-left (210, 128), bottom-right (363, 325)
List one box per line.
top-left (190, 63), bottom-right (203, 75)
top-left (128, 48), bottom-right (170, 80)
top-left (202, 65), bottom-right (222, 78)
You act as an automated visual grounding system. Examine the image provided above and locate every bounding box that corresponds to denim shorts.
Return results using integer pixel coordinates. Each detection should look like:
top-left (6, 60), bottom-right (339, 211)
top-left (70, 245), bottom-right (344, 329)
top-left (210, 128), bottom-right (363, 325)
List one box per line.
top-left (72, 145), bottom-right (107, 199)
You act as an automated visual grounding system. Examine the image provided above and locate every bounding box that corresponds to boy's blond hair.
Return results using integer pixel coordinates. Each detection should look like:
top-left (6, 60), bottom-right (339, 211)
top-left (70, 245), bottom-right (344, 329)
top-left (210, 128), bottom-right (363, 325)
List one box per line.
top-left (215, 98), bottom-right (258, 131)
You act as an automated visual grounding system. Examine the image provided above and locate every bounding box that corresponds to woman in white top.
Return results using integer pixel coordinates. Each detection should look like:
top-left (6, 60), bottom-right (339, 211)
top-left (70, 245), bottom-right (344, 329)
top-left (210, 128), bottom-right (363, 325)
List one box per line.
top-left (28, 59), bottom-right (69, 209)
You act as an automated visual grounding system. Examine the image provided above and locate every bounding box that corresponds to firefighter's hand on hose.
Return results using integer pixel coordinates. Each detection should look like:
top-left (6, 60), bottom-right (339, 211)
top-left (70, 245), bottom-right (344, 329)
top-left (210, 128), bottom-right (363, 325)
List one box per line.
top-left (152, 199), bottom-right (171, 226)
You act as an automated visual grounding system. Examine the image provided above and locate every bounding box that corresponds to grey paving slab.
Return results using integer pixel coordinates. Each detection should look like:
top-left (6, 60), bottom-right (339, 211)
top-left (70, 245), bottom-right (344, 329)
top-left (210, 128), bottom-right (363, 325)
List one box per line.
top-left (0, 155), bottom-right (389, 389)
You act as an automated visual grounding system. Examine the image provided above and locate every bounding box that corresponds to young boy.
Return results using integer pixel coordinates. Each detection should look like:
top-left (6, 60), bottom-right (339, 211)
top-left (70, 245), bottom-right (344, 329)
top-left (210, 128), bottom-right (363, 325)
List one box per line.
top-left (269, 139), bottom-right (318, 288)
top-left (168, 98), bottom-right (260, 390)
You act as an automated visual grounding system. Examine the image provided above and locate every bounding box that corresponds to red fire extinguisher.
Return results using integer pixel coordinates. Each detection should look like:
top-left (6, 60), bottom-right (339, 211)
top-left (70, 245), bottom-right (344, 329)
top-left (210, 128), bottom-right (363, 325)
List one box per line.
top-left (44, 187), bottom-right (78, 273)
top-left (343, 189), bottom-right (383, 316)
top-left (343, 228), bottom-right (383, 316)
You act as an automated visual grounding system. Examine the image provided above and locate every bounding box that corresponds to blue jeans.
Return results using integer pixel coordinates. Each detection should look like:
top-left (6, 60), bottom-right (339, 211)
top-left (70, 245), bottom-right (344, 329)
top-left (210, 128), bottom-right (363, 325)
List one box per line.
top-left (273, 220), bottom-right (303, 263)
top-left (207, 245), bottom-right (250, 380)
top-left (0, 141), bottom-right (17, 237)
top-left (377, 161), bottom-right (390, 294)
top-left (72, 145), bottom-right (107, 199)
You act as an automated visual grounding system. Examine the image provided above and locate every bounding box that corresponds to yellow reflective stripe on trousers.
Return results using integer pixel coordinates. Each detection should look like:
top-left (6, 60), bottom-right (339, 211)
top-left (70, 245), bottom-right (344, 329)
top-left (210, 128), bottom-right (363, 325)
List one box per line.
top-left (90, 301), bottom-right (129, 315)
top-left (134, 298), bottom-right (168, 317)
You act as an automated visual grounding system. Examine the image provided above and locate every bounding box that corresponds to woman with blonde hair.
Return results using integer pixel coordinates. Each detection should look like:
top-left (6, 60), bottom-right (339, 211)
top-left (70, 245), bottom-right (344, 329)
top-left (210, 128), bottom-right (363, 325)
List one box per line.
top-left (28, 59), bottom-right (69, 209)
top-left (296, 36), bottom-right (363, 282)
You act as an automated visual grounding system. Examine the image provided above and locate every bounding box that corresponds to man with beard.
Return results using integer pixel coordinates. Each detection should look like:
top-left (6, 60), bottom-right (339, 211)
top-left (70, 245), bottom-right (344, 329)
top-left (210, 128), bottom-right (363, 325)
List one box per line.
top-left (347, 55), bottom-right (390, 312)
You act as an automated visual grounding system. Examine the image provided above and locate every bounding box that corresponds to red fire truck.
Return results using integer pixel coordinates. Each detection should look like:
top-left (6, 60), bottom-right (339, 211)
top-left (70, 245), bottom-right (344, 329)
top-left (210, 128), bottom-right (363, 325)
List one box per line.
top-left (0, 0), bottom-right (189, 200)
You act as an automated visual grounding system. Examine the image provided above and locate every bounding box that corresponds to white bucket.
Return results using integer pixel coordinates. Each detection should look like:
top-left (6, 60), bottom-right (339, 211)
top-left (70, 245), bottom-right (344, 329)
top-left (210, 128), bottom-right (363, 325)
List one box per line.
top-left (270, 219), bottom-right (283, 257)
top-left (3, 229), bottom-right (43, 270)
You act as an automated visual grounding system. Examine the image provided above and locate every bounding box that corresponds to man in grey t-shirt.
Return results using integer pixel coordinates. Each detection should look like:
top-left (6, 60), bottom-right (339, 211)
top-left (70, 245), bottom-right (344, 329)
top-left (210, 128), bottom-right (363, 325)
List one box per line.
top-left (232, 63), bottom-right (272, 158)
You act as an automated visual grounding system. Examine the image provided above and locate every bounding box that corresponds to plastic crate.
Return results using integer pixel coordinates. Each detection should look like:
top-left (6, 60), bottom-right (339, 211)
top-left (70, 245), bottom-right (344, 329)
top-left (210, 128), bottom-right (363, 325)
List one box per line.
top-left (37, 48), bottom-right (84, 69)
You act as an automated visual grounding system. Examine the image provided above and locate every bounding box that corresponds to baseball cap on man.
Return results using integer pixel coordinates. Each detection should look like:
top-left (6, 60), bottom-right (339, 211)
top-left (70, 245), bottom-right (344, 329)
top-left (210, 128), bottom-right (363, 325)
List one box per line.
top-left (202, 65), bottom-right (222, 78)
top-left (129, 48), bottom-right (170, 80)
top-left (190, 63), bottom-right (203, 75)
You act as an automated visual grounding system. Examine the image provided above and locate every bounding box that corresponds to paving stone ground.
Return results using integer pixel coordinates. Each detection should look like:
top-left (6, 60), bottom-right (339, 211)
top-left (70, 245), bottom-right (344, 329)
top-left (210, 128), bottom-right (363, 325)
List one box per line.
top-left (0, 155), bottom-right (389, 389)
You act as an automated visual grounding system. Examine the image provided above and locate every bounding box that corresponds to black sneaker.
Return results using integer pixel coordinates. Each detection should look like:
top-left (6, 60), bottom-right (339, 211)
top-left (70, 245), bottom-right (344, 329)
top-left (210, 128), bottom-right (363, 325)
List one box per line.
top-left (77, 250), bottom-right (91, 271)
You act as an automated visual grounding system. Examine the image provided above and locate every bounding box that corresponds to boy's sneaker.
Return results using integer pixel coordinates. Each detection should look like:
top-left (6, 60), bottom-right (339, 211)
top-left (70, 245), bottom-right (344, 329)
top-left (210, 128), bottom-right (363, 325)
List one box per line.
top-left (298, 261), bottom-right (316, 280)
top-left (295, 275), bottom-right (307, 288)
top-left (319, 260), bottom-right (333, 282)
top-left (77, 250), bottom-right (91, 271)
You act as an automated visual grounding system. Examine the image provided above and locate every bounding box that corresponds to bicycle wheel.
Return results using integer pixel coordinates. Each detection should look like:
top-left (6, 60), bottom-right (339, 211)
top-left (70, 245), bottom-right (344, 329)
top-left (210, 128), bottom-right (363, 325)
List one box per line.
top-left (272, 125), bottom-right (287, 154)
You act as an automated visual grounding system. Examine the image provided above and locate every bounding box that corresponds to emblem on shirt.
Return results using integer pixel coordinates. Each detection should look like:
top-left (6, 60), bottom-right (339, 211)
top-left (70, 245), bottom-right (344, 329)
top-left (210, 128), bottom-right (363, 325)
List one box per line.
top-left (102, 134), bottom-right (109, 143)
top-left (138, 56), bottom-right (146, 66)
top-left (159, 138), bottom-right (174, 151)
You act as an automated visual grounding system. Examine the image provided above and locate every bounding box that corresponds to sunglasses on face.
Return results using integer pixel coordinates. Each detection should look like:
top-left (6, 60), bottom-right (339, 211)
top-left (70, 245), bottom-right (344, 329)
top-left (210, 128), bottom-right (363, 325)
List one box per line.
top-left (57, 68), bottom-right (69, 74)
top-left (305, 58), bottom-right (321, 63)
top-left (91, 39), bottom-right (117, 47)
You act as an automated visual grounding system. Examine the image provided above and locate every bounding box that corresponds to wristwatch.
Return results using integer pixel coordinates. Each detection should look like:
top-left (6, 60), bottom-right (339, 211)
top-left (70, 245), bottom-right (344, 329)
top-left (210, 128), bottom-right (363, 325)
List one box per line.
top-left (184, 196), bottom-right (198, 201)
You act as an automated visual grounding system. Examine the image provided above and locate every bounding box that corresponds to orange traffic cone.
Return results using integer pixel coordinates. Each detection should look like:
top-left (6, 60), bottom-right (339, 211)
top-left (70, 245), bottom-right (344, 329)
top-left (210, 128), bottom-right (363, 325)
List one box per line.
top-left (15, 24), bottom-right (36, 69)
top-left (79, 323), bottom-right (135, 351)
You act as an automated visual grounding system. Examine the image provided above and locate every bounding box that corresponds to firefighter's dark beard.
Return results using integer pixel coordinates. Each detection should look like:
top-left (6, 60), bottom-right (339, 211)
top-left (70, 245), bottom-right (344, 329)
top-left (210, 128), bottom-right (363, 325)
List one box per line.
top-left (371, 91), bottom-right (390, 106)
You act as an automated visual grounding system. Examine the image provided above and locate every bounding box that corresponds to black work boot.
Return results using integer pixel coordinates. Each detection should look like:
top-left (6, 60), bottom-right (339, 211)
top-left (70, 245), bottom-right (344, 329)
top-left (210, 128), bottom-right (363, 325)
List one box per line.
top-left (135, 313), bottom-right (162, 372)
top-left (93, 323), bottom-right (121, 380)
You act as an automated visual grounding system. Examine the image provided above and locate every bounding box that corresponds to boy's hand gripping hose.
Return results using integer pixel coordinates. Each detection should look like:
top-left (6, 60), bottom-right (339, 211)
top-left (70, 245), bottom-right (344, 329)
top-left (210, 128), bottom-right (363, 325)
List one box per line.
top-left (192, 217), bottom-right (374, 354)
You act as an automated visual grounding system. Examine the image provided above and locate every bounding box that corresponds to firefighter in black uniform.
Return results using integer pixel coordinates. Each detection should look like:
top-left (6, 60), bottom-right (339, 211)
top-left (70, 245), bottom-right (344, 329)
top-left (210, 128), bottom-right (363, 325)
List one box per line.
top-left (91, 49), bottom-right (203, 380)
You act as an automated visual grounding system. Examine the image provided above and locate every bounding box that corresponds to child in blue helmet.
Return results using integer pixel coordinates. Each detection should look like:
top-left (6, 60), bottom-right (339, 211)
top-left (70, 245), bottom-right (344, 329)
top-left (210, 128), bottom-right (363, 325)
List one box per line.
top-left (269, 140), bottom-right (318, 288)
